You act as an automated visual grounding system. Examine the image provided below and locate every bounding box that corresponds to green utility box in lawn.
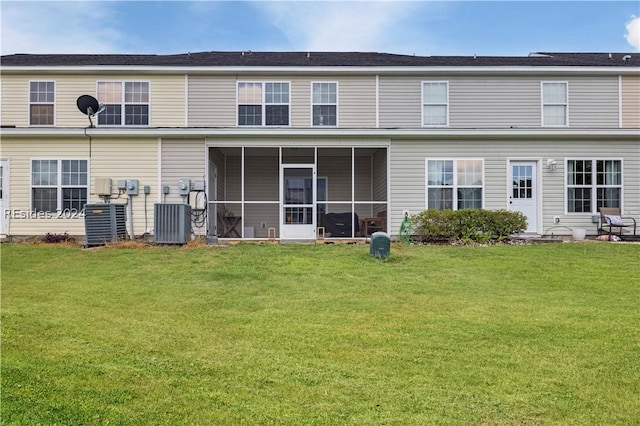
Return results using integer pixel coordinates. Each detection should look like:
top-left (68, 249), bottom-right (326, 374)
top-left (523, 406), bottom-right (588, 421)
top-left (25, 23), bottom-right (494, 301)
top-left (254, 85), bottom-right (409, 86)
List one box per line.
top-left (370, 232), bottom-right (390, 258)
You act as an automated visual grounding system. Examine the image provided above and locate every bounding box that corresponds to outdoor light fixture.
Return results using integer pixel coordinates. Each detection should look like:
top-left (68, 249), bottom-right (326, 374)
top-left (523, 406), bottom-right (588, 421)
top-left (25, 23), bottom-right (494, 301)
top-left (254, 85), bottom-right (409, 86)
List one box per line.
top-left (546, 159), bottom-right (557, 170)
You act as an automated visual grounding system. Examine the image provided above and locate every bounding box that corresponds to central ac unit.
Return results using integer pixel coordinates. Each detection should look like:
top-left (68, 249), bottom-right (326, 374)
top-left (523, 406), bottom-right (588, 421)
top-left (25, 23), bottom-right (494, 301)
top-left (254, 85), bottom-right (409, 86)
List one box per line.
top-left (84, 203), bottom-right (127, 247)
top-left (154, 203), bottom-right (191, 244)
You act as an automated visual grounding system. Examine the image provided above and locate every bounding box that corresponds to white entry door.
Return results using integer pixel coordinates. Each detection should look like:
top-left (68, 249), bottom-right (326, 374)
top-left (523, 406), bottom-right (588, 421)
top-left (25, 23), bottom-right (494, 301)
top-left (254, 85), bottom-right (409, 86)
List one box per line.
top-left (281, 165), bottom-right (316, 239)
top-left (0, 160), bottom-right (9, 236)
top-left (509, 161), bottom-right (538, 233)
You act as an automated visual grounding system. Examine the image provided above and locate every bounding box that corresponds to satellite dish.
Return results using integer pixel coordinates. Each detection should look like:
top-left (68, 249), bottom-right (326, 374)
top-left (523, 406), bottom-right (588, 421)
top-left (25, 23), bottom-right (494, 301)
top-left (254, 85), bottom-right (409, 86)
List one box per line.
top-left (76, 95), bottom-right (105, 127)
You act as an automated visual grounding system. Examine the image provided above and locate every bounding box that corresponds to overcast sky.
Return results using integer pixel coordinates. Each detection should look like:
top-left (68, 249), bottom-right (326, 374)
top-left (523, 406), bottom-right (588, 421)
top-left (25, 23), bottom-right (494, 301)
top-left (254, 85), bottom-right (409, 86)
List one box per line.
top-left (1, 1), bottom-right (639, 57)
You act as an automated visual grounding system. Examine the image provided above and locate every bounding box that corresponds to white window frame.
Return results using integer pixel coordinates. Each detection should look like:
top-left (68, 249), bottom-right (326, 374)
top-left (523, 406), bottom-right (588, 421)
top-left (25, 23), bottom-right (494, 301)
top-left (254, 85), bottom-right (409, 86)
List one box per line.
top-left (565, 158), bottom-right (623, 214)
top-left (541, 81), bottom-right (568, 127)
top-left (237, 81), bottom-right (291, 127)
top-left (422, 81), bottom-right (449, 127)
top-left (30, 159), bottom-right (90, 213)
top-left (29, 81), bottom-right (56, 126)
top-left (311, 81), bottom-right (338, 127)
top-left (425, 159), bottom-right (484, 210)
top-left (96, 81), bottom-right (151, 126)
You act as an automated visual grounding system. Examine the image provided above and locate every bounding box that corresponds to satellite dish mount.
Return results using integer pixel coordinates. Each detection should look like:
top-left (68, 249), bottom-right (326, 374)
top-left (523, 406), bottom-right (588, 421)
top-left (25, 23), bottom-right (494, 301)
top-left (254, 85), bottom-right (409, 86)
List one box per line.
top-left (76, 95), bottom-right (105, 128)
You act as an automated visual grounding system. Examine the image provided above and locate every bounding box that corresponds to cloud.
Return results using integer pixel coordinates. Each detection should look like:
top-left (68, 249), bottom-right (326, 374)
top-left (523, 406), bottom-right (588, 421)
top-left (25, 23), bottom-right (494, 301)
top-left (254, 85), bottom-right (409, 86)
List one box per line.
top-left (0, 1), bottom-right (123, 55)
top-left (625, 15), bottom-right (640, 51)
top-left (255, 1), bottom-right (431, 54)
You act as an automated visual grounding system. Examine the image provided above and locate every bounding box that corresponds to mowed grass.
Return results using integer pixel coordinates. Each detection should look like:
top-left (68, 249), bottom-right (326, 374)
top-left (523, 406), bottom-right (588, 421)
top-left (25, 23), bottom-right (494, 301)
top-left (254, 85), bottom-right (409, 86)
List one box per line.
top-left (1, 242), bottom-right (639, 425)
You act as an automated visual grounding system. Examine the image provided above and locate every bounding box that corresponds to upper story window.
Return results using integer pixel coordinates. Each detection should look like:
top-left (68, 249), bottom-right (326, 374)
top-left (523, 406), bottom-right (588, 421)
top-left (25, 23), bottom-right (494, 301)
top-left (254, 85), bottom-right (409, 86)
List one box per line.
top-left (567, 159), bottom-right (621, 213)
top-left (97, 81), bottom-right (149, 126)
top-left (29, 81), bottom-right (55, 126)
top-left (312, 82), bottom-right (337, 126)
top-left (31, 159), bottom-right (88, 213)
top-left (426, 159), bottom-right (484, 210)
top-left (238, 82), bottom-right (290, 126)
top-left (422, 81), bottom-right (449, 127)
top-left (542, 82), bottom-right (568, 126)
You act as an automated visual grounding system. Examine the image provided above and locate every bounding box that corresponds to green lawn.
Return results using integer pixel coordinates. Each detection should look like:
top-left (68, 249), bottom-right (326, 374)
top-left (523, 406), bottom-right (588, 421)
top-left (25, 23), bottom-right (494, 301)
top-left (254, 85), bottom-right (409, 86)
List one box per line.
top-left (1, 242), bottom-right (639, 425)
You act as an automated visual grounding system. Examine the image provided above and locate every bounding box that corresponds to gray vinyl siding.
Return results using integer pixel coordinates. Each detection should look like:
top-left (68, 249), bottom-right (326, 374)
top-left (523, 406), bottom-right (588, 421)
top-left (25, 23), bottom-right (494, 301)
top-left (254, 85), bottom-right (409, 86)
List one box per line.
top-left (161, 138), bottom-right (207, 201)
top-left (188, 75), bottom-right (237, 127)
top-left (389, 139), bottom-right (639, 236)
top-left (378, 76), bottom-right (422, 128)
top-left (338, 76), bottom-right (377, 127)
top-left (450, 77), bottom-right (540, 128)
top-left (568, 76), bottom-right (620, 127)
top-left (379, 75), bottom-right (622, 129)
top-left (186, 74), bottom-right (376, 128)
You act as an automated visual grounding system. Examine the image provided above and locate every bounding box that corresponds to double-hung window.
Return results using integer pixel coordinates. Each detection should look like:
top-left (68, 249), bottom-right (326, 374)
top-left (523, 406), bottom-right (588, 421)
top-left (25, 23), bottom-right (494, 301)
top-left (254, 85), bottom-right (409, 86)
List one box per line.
top-left (426, 159), bottom-right (483, 210)
top-left (542, 81), bottom-right (568, 126)
top-left (97, 81), bottom-right (149, 126)
top-left (31, 159), bottom-right (88, 213)
top-left (29, 81), bottom-right (55, 126)
top-left (312, 82), bottom-right (337, 126)
top-left (422, 81), bottom-right (448, 127)
top-left (238, 82), bottom-right (290, 126)
top-left (567, 159), bottom-right (622, 213)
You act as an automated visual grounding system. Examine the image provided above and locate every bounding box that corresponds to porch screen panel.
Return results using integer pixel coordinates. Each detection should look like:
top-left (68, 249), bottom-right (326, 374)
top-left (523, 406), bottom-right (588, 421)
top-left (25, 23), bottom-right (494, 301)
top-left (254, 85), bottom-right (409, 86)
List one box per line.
top-left (354, 154), bottom-right (372, 202)
top-left (318, 148), bottom-right (352, 202)
top-left (244, 148), bottom-right (279, 201)
top-left (282, 147), bottom-right (314, 164)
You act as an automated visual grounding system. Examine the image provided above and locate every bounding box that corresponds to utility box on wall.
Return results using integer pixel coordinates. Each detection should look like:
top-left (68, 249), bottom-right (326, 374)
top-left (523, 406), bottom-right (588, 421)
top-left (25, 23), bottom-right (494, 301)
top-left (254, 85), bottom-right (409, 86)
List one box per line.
top-left (94, 177), bottom-right (111, 196)
top-left (178, 178), bottom-right (191, 196)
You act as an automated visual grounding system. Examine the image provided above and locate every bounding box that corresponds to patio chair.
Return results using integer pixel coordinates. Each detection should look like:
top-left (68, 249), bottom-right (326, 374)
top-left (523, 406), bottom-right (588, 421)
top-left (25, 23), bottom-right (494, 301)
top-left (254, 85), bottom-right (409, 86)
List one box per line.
top-left (597, 207), bottom-right (636, 239)
top-left (217, 211), bottom-right (241, 238)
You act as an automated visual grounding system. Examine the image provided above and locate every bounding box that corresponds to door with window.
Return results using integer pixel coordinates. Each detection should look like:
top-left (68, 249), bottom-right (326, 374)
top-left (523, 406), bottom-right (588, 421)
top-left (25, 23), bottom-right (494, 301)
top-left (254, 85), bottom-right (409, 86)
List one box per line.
top-left (281, 165), bottom-right (316, 239)
top-left (509, 161), bottom-right (538, 233)
top-left (0, 160), bottom-right (8, 235)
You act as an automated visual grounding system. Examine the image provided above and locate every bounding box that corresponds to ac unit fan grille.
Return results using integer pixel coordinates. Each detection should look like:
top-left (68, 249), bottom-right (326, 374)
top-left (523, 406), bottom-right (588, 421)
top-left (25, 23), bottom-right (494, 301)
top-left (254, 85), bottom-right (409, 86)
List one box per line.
top-left (154, 203), bottom-right (191, 244)
top-left (84, 204), bottom-right (127, 247)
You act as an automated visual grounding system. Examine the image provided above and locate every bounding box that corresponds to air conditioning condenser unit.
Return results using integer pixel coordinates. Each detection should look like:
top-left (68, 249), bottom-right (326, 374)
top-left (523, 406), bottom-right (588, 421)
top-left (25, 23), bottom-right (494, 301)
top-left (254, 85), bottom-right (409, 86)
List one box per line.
top-left (154, 203), bottom-right (191, 244)
top-left (84, 203), bottom-right (127, 247)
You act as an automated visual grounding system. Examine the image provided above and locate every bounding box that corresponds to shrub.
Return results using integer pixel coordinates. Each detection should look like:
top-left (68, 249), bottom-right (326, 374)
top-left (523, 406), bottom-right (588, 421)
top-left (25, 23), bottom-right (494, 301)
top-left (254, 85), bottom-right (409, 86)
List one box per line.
top-left (40, 232), bottom-right (76, 244)
top-left (413, 209), bottom-right (526, 243)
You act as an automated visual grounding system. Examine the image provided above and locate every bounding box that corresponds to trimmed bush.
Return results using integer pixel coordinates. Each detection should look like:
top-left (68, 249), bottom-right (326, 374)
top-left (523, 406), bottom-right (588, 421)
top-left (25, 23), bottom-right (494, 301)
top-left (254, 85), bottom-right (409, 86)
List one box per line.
top-left (413, 209), bottom-right (526, 243)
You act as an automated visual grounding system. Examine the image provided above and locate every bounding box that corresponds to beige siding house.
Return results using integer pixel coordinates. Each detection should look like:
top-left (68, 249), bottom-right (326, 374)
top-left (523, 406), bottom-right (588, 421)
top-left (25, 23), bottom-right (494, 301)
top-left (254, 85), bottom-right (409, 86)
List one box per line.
top-left (1, 51), bottom-right (638, 242)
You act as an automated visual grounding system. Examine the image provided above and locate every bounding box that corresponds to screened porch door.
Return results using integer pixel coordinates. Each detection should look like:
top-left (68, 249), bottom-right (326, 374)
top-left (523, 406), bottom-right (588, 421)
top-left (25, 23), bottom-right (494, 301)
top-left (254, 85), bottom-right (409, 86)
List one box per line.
top-left (281, 165), bottom-right (316, 239)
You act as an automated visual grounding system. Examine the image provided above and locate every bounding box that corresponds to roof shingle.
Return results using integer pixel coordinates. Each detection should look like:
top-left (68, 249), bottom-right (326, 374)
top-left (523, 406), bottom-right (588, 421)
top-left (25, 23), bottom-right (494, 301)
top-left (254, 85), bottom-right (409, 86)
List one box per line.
top-left (1, 51), bottom-right (638, 67)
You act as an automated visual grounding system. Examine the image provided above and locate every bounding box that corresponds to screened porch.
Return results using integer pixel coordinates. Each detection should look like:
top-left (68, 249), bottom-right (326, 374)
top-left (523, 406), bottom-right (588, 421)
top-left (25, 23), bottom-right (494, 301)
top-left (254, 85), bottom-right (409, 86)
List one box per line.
top-left (207, 146), bottom-right (388, 240)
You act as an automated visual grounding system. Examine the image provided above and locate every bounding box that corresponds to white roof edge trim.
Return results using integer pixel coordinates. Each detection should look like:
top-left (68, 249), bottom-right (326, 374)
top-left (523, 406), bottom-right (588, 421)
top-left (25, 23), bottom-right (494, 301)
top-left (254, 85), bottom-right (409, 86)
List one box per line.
top-left (2, 127), bottom-right (639, 138)
top-left (1, 65), bottom-right (638, 74)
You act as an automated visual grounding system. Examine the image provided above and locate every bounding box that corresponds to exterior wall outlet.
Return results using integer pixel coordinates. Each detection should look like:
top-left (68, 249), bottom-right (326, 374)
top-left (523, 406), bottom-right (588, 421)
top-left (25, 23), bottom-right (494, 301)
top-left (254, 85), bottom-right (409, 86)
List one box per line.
top-left (554, 216), bottom-right (560, 223)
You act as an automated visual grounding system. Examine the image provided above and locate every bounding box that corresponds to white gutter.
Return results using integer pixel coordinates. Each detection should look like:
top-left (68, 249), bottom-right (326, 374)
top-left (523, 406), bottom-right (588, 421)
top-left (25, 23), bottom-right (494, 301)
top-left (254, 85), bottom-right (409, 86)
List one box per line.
top-left (1, 65), bottom-right (638, 75)
top-left (2, 126), bottom-right (639, 139)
